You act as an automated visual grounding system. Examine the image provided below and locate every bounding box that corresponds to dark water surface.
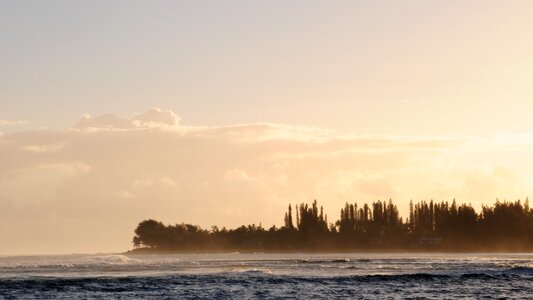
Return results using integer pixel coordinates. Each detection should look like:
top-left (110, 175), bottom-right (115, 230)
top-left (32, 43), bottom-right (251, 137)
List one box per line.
top-left (0, 253), bottom-right (531, 299)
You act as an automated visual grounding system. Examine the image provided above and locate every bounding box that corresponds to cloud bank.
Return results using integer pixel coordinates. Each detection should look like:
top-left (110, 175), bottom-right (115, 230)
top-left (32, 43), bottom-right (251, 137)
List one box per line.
top-left (1, 109), bottom-right (532, 254)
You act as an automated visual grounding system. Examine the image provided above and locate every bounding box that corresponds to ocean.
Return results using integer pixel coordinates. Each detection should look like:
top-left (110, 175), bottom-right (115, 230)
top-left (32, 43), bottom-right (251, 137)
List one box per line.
top-left (0, 253), bottom-right (531, 299)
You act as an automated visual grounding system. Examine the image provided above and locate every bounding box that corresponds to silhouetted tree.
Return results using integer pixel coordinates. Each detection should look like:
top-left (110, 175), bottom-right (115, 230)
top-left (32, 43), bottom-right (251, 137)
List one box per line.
top-left (132, 198), bottom-right (533, 252)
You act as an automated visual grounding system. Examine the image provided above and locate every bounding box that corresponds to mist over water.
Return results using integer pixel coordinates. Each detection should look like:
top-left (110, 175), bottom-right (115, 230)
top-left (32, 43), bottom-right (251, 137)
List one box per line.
top-left (0, 253), bottom-right (531, 299)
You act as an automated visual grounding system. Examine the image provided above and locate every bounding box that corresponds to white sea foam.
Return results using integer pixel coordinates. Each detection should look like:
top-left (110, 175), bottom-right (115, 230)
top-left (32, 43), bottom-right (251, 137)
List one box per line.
top-left (0, 253), bottom-right (531, 298)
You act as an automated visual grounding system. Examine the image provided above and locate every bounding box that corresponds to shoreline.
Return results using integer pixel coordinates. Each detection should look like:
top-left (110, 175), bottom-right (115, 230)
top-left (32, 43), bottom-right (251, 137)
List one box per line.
top-left (124, 248), bottom-right (533, 255)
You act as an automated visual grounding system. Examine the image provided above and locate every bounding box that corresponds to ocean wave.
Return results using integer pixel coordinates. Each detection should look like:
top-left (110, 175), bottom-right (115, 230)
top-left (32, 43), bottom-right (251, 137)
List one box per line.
top-left (1, 273), bottom-right (531, 300)
top-left (509, 266), bottom-right (533, 275)
top-left (2, 270), bottom-right (529, 285)
top-left (1, 254), bottom-right (531, 299)
top-left (0, 254), bottom-right (145, 270)
top-left (226, 268), bottom-right (273, 275)
top-left (85, 255), bottom-right (143, 265)
top-left (295, 258), bottom-right (352, 264)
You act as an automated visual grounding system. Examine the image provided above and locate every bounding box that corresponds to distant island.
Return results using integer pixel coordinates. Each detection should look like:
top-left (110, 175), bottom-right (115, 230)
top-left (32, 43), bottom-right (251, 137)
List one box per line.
top-left (129, 199), bottom-right (533, 253)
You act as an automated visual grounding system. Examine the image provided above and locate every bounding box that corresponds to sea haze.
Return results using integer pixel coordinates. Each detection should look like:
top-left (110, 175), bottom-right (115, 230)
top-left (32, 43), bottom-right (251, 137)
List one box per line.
top-left (0, 253), bottom-right (531, 299)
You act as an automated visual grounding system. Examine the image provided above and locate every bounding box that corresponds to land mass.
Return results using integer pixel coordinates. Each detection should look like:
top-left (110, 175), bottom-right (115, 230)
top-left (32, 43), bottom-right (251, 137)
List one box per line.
top-left (130, 199), bottom-right (533, 253)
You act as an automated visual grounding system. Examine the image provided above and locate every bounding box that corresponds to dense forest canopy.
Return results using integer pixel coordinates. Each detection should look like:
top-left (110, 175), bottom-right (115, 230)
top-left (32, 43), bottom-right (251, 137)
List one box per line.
top-left (132, 199), bottom-right (533, 252)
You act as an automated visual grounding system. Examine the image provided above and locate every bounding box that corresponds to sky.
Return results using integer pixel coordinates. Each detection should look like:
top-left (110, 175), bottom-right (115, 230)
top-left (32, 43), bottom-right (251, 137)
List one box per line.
top-left (1, 1), bottom-right (533, 254)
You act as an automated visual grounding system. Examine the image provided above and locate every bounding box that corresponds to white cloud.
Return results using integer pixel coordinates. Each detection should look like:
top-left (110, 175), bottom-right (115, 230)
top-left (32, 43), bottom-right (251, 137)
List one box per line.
top-left (72, 108), bottom-right (181, 131)
top-left (132, 108), bottom-right (180, 127)
top-left (73, 113), bottom-right (133, 130)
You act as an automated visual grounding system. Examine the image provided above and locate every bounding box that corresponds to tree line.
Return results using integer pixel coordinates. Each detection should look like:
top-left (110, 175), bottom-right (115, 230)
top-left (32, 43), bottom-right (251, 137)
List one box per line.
top-left (132, 199), bottom-right (533, 252)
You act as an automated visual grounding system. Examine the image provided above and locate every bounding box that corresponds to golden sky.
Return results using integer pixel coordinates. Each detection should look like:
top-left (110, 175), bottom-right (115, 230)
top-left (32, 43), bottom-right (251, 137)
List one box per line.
top-left (1, 109), bottom-right (532, 254)
top-left (1, 1), bottom-right (533, 254)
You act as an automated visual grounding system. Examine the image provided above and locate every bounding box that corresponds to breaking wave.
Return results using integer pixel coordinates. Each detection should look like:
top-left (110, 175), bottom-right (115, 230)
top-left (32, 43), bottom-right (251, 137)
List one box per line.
top-left (0, 253), bottom-right (531, 299)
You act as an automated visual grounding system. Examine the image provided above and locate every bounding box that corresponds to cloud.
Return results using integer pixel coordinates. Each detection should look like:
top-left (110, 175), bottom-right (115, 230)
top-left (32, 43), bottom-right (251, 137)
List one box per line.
top-left (23, 143), bottom-right (65, 153)
top-left (0, 161), bottom-right (91, 209)
top-left (115, 190), bottom-right (137, 199)
top-left (0, 120), bottom-right (28, 126)
top-left (73, 113), bottom-right (132, 129)
top-left (72, 109), bottom-right (181, 130)
top-left (35, 162), bottom-right (91, 175)
top-left (224, 169), bottom-right (252, 182)
top-left (132, 108), bottom-right (180, 127)
top-left (133, 177), bottom-right (177, 187)
top-left (1, 108), bottom-right (532, 254)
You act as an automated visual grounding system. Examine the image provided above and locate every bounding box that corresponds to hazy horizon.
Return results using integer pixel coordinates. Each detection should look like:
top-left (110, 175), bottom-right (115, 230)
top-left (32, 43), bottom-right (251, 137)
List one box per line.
top-left (2, 1), bottom-right (533, 255)
top-left (1, 110), bottom-right (532, 255)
